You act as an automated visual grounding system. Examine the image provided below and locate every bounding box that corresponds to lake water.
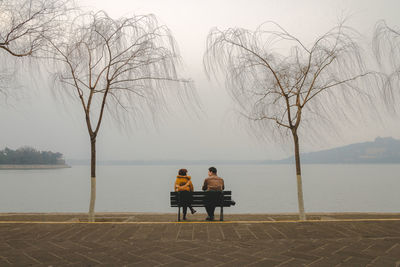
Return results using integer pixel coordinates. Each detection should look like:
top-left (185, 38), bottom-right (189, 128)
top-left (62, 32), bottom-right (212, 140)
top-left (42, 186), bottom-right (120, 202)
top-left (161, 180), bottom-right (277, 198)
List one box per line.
top-left (0, 164), bottom-right (399, 214)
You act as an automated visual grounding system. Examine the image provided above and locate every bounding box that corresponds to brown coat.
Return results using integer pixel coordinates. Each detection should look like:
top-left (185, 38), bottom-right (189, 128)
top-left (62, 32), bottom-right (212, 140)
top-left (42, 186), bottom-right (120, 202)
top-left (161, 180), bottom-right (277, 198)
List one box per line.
top-left (174, 175), bottom-right (194, 192)
top-left (202, 175), bottom-right (224, 191)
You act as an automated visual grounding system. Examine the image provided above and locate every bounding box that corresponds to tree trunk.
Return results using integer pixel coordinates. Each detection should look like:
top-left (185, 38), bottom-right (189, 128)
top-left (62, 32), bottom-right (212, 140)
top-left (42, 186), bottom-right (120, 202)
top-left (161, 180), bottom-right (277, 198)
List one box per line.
top-left (292, 131), bottom-right (306, 220)
top-left (88, 137), bottom-right (96, 222)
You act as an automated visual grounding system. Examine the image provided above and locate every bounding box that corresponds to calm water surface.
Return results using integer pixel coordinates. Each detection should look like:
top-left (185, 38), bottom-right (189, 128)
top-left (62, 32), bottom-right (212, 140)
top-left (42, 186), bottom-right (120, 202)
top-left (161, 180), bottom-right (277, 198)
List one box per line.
top-left (0, 164), bottom-right (399, 213)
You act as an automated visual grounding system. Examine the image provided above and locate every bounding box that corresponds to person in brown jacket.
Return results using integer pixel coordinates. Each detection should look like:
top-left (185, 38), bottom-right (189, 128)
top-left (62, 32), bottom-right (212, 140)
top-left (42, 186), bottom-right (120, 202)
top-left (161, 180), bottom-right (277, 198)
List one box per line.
top-left (174, 168), bottom-right (196, 220)
top-left (202, 166), bottom-right (224, 221)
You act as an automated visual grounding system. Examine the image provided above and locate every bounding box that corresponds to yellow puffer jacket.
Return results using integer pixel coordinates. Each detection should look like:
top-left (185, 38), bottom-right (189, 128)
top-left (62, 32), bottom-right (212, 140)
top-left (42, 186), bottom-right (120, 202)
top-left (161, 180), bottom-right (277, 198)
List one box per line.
top-left (174, 175), bottom-right (194, 192)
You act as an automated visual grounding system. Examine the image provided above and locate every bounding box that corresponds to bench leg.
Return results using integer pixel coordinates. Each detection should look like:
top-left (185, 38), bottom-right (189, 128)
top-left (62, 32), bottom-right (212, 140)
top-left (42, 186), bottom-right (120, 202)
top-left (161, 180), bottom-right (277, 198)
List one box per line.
top-left (178, 207), bottom-right (181, 221)
top-left (220, 206), bottom-right (224, 221)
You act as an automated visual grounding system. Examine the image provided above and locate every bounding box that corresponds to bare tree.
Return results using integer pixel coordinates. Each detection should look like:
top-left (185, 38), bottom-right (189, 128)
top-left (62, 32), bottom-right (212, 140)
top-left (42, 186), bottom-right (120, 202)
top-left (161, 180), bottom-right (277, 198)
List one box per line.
top-left (204, 21), bottom-right (375, 220)
top-left (373, 20), bottom-right (400, 110)
top-left (47, 11), bottom-right (193, 222)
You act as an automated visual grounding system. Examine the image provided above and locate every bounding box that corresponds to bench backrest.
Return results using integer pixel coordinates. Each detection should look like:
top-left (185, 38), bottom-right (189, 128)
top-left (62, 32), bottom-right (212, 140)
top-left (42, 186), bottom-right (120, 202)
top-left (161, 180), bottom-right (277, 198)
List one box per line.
top-left (170, 191), bottom-right (233, 207)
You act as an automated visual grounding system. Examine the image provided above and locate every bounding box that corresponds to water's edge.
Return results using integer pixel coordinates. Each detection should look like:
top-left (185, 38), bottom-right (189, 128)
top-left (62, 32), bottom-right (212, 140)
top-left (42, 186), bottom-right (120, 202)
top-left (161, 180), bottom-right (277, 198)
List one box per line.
top-left (0, 164), bottom-right (71, 170)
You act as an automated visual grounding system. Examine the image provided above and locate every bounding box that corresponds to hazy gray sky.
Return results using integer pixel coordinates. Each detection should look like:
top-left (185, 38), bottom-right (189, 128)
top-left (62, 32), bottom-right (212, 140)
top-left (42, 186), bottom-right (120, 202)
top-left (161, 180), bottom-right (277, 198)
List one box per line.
top-left (1, 0), bottom-right (399, 161)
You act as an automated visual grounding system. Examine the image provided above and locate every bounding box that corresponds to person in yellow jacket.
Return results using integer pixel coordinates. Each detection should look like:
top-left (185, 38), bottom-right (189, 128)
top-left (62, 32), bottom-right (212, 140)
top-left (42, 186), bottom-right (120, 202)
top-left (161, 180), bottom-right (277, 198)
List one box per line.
top-left (174, 168), bottom-right (196, 219)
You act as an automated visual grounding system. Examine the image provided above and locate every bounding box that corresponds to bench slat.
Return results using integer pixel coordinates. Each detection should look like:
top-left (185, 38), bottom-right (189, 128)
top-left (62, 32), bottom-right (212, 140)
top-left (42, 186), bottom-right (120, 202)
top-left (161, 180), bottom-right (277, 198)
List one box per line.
top-left (170, 196), bottom-right (232, 200)
top-left (171, 201), bottom-right (233, 206)
top-left (170, 191), bottom-right (235, 208)
top-left (171, 199), bottom-right (233, 203)
top-left (170, 191), bottom-right (231, 196)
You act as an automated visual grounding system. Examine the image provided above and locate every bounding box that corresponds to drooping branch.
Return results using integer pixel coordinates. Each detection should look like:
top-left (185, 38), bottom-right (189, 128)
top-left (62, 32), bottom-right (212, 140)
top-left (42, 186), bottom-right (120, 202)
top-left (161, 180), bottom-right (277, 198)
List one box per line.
top-left (0, 0), bottom-right (75, 57)
top-left (373, 20), bottom-right (400, 108)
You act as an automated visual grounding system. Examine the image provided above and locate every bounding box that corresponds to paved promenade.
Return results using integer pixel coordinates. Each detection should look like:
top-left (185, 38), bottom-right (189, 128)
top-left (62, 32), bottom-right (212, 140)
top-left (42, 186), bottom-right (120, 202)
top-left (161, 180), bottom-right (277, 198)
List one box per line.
top-left (1, 213), bottom-right (400, 266)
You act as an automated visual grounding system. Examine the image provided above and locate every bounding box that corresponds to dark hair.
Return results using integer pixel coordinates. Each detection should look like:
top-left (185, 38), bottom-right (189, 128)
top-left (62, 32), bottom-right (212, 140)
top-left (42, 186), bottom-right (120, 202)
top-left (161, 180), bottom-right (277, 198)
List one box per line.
top-left (208, 166), bottom-right (217, 174)
top-left (178, 168), bottom-right (187, 176)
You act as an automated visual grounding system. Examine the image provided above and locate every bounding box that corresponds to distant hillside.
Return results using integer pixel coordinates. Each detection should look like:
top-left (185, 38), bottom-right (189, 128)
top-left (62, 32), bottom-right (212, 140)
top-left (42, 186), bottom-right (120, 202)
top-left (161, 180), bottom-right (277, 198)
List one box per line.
top-left (273, 137), bottom-right (400, 164)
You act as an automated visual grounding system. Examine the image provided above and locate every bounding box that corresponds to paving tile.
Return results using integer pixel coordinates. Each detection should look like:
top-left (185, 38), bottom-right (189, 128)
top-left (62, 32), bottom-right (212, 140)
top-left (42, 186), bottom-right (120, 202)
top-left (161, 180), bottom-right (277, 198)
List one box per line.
top-left (126, 259), bottom-right (161, 266)
top-left (248, 258), bottom-right (282, 266)
top-left (51, 225), bottom-right (82, 241)
top-left (2, 252), bottom-right (41, 265)
top-left (25, 250), bottom-right (66, 264)
top-left (193, 224), bottom-right (209, 241)
top-left (146, 252), bottom-right (176, 265)
top-left (234, 245), bottom-right (265, 256)
top-left (282, 251), bottom-right (320, 261)
top-left (108, 250), bottom-right (144, 263)
top-left (6, 240), bottom-right (33, 249)
top-left (309, 241), bottom-right (348, 257)
top-left (248, 225), bottom-right (273, 240)
top-left (80, 225), bottom-right (113, 242)
top-left (147, 225), bottom-right (168, 241)
top-left (216, 258), bottom-right (250, 266)
top-left (189, 259), bottom-right (222, 267)
top-left (177, 230), bottom-right (193, 241)
top-left (235, 229), bottom-right (258, 240)
top-left (368, 255), bottom-right (400, 266)
top-left (252, 243), bottom-right (292, 258)
top-left (85, 227), bottom-right (113, 243)
top-left (158, 259), bottom-right (189, 267)
top-left (132, 245), bottom-right (166, 257)
top-left (115, 225), bottom-right (141, 240)
top-left (83, 251), bottom-right (123, 264)
top-left (29, 240), bottom-right (67, 254)
top-left (170, 252), bottom-right (205, 263)
top-left (207, 225), bottom-right (224, 241)
top-left (225, 251), bottom-right (262, 262)
top-left (64, 225), bottom-right (92, 241)
top-left (307, 254), bottom-right (350, 266)
top-left (365, 239), bottom-right (398, 254)
top-left (197, 251), bottom-right (234, 263)
top-left (385, 243), bottom-right (400, 257)
top-left (337, 256), bottom-right (374, 266)
top-left (291, 241), bottom-right (324, 253)
top-left (161, 224), bottom-right (180, 241)
top-left (61, 251), bottom-right (108, 265)
top-left (262, 225), bottom-right (288, 239)
top-left (51, 240), bottom-right (89, 251)
top-left (130, 225), bottom-right (156, 240)
top-left (252, 251), bottom-right (291, 263)
top-left (184, 245), bottom-right (215, 256)
top-left (0, 256), bottom-right (11, 266)
top-left (67, 252), bottom-right (102, 265)
top-left (275, 258), bottom-right (308, 266)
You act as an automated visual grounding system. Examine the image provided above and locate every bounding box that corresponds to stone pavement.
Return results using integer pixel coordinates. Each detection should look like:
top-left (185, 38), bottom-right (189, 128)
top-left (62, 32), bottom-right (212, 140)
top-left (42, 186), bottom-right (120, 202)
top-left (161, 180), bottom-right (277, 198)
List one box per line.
top-left (0, 213), bottom-right (400, 266)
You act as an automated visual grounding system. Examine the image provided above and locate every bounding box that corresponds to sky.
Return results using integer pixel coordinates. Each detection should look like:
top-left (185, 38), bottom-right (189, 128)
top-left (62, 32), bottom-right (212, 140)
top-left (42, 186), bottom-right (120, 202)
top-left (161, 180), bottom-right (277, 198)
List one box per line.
top-left (1, 0), bottom-right (400, 161)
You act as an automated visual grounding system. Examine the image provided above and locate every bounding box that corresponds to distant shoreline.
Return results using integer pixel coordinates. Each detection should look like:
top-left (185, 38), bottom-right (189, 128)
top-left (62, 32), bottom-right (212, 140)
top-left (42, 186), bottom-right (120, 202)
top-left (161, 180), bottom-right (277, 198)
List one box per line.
top-left (0, 164), bottom-right (71, 170)
top-left (66, 160), bottom-right (400, 166)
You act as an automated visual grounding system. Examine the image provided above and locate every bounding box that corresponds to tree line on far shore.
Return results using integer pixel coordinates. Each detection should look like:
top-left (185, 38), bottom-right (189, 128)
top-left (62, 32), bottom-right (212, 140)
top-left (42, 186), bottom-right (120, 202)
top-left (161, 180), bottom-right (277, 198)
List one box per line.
top-left (0, 147), bottom-right (65, 165)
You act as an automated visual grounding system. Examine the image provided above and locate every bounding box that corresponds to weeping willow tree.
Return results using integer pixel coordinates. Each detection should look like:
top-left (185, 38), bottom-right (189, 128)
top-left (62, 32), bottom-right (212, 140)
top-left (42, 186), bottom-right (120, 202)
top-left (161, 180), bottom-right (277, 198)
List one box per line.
top-left (204, 21), bottom-right (376, 220)
top-left (47, 11), bottom-right (193, 222)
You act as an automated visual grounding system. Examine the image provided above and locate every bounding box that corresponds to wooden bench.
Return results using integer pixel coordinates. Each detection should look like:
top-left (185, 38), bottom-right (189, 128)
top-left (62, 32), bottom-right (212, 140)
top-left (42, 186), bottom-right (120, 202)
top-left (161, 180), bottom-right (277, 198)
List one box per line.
top-left (170, 191), bottom-right (235, 221)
